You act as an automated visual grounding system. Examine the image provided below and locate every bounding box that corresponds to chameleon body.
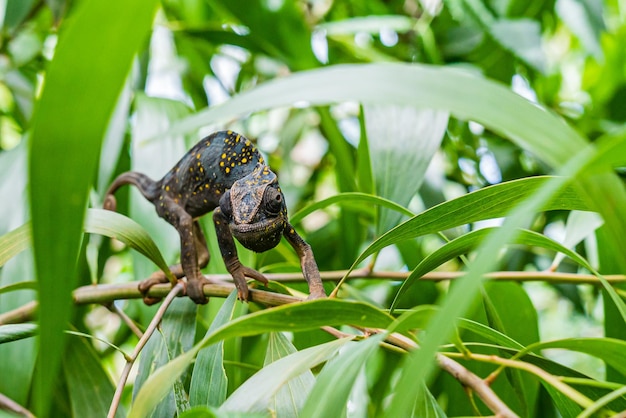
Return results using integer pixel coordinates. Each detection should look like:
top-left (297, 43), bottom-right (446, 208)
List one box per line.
top-left (104, 130), bottom-right (326, 304)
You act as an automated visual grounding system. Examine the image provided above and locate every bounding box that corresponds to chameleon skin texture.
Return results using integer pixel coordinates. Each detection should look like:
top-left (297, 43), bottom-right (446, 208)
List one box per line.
top-left (104, 130), bottom-right (326, 304)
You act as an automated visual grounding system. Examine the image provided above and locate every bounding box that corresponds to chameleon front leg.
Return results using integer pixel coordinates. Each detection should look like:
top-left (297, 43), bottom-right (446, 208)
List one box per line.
top-left (213, 208), bottom-right (268, 301)
top-left (283, 223), bottom-right (326, 299)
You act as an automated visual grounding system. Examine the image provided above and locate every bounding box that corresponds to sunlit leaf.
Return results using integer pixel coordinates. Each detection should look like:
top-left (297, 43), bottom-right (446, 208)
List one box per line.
top-left (0, 324), bottom-right (37, 343)
top-left (264, 332), bottom-right (315, 417)
top-left (220, 336), bottom-right (340, 413)
top-left (28, 0), bottom-right (159, 414)
top-left (190, 291), bottom-right (238, 407)
top-left (300, 334), bottom-right (385, 418)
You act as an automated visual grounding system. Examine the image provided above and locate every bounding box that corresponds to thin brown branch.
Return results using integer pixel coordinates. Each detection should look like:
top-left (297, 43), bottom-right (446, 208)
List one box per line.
top-left (0, 392), bottom-right (35, 418)
top-left (106, 302), bottom-right (144, 339)
top-left (2, 268), bottom-right (624, 325)
top-left (107, 282), bottom-right (184, 418)
top-left (380, 332), bottom-right (519, 418)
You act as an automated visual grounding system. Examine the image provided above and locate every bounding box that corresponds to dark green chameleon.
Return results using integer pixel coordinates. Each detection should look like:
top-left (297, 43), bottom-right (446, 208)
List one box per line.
top-left (104, 130), bottom-right (326, 304)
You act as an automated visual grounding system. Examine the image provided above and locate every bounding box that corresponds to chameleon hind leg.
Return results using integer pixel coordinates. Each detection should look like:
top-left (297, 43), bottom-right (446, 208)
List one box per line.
top-left (138, 217), bottom-right (211, 304)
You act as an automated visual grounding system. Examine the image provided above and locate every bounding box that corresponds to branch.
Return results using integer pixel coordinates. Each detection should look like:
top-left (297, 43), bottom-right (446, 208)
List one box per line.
top-left (0, 392), bottom-right (35, 418)
top-left (2, 268), bottom-right (624, 325)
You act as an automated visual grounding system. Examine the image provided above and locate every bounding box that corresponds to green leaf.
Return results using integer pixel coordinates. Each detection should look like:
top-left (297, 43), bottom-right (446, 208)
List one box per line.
top-left (412, 383), bottom-right (448, 418)
top-left (490, 18), bottom-right (546, 72)
top-left (0, 224), bottom-right (30, 268)
top-left (221, 338), bottom-right (349, 413)
top-left (85, 209), bottom-right (174, 282)
top-left (190, 291), bottom-right (238, 407)
top-left (318, 15), bottom-right (417, 36)
top-left (130, 299), bottom-right (392, 417)
top-left (290, 192), bottom-right (414, 225)
top-left (0, 324), bottom-right (37, 343)
top-left (525, 338), bottom-right (626, 377)
top-left (364, 105), bottom-right (448, 233)
top-left (556, 0), bottom-right (605, 59)
top-left (551, 210), bottom-right (604, 269)
top-left (159, 64), bottom-right (587, 168)
top-left (391, 227), bottom-right (596, 311)
top-left (63, 334), bottom-right (124, 418)
top-left (356, 176), bottom-right (590, 272)
top-left (133, 298), bottom-right (198, 418)
top-left (264, 333), bottom-right (315, 417)
top-left (300, 334), bottom-right (385, 418)
top-left (28, 0), bottom-right (159, 414)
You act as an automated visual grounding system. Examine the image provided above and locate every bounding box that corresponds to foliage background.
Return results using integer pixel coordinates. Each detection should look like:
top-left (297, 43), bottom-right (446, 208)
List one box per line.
top-left (1, 0), bottom-right (626, 417)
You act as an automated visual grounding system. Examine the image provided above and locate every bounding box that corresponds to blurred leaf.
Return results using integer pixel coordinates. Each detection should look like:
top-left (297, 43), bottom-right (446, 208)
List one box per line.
top-left (391, 226), bottom-right (597, 310)
top-left (290, 192), bottom-right (413, 225)
top-left (85, 209), bottom-right (175, 282)
top-left (180, 406), bottom-right (267, 418)
top-left (357, 176), bottom-right (590, 271)
top-left (300, 334), bottom-right (385, 418)
top-left (318, 15), bottom-right (416, 36)
top-left (490, 18), bottom-right (546, 72)
top-left (221, 338), bottom-right (348, 413)
top-left (0, 224), bottom-right (30, 268)
top-left (162, 64), bottom-right (587, 168)
top-left (62, 334), bottom-right (124, 418)
top-left (28, 0), bottom-right (159, 415)
top-left (551, 210), bottom-right (604, 269)
top-left (264, 332), bottom-right (315, 417)
top-left (364, 105), bottom-right (448, 233)
top-left (189, 291), bottom-right (238, 407)
top-left (556, 0), bottom-right (605, 59)
top-left (0, 324), bottom-right (37, 343)
top-left (356, 105), bottom-right (375, 195)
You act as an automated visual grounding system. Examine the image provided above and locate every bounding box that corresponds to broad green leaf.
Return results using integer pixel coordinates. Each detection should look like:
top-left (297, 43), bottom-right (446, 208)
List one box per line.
top-left (391, 227), bottom-right (596, 310)
top-left (28, 1), bottom-right (159, 414)
top-left (579, 385), bottom-right (626, 418)
top-left (221, 338), bottom-right (349, 413)
top-left (85, 209), bottom-right (174, 282)
top-left (356, 176), bottom-right (590, 272)
top-left (385, 155), bottom-right (590, 417)
top-left (0, 324), bottom-right (37, 343)
top-left (290, 192), bottom-right (414, 225)
top-left (0, 209), bottom-right (174, 282)
top-left (300, 334), bottom-right (385, 418)
top-left (133, 298), bottom-right (197, 418)
top-left (0, 281), bottom-right (37, 295)
top-left (190, 291), bottom-right (238, 407)
top-left (131, 299), bottom-right (391, 417)
top-left (264, 332), bottom-right (315, 417)
top-left (524, 338), bottom-right (626, 377)
top-left (159, 64), bottom-right (587, 168)
top-left (364, 105), bottom-right (448, 233)
top-left (62, 334), bottom-right (124, 418)
top-left (482, 282), bottom-right (540, 416)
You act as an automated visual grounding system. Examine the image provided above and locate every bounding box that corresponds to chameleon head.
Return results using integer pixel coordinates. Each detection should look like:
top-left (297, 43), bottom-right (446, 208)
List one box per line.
top-left (220, 164), bottom-right (287, 253)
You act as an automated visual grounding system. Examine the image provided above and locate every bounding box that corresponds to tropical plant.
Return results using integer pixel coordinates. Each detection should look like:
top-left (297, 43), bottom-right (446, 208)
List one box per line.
top-left (1, 1), bottom-right (626, 417)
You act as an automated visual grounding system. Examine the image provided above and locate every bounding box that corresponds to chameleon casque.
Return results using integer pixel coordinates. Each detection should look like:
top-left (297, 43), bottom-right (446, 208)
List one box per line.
top-left (104, 130), bottom-right (326, 304)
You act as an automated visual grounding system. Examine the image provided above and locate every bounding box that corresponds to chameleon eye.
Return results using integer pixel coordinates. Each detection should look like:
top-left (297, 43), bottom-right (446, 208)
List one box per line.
top-left (264, 188), bottom-right (283, 215)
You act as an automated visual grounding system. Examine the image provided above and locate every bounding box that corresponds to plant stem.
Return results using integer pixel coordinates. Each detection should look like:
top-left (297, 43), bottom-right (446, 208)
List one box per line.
top-left (107, 282), bottom-right (184, 418)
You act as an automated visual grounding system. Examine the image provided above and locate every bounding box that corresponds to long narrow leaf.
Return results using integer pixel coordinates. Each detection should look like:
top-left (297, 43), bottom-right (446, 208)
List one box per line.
top-left (28, 1), bottom-right (158, 414)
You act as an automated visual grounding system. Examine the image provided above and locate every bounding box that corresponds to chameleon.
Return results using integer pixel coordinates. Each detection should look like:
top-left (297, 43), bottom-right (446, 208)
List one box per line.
top-left (103, 130), bottom-right (327, 304)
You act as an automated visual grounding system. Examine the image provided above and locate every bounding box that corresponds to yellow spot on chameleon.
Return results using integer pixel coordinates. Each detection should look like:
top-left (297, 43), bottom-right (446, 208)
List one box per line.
top-left (225, 167), bottom-right (230, 174)
top-left (241, 157), bottom-right (247, 163)
top-left (220, 161), bottom-right (224, 167)
top-left (196, 153), bottom-right (201, 159)
top-left (221, 153), bottom-right (226, 159)
top-left (165, 186), bottom-right (170, 191)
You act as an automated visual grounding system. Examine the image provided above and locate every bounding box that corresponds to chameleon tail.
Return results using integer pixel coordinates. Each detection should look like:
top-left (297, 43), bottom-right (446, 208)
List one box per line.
top-left (103, 172), bottom-right (160, 212)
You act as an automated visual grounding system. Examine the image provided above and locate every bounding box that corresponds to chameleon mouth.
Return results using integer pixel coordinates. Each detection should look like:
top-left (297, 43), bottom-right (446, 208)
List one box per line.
top-left (230, 217), bottom-right (285, 252)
